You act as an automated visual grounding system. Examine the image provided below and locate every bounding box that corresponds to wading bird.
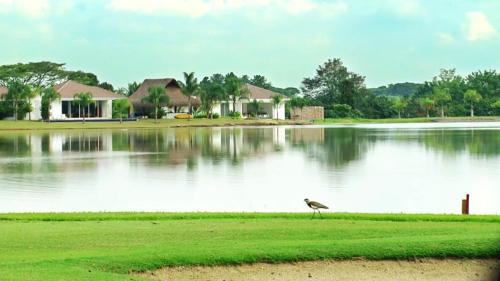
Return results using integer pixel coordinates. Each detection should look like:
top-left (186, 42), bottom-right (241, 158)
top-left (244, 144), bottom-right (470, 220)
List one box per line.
top-left (304, 198), bottom-right (329, 218)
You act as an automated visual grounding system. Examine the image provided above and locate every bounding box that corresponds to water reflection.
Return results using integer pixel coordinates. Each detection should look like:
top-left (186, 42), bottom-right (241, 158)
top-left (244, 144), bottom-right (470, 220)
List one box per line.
top-left (0, 124), bottom-right (499, 214)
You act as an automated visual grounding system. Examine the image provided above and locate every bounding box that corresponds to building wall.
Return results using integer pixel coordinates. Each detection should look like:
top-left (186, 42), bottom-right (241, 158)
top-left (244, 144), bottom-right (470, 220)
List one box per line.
top-left (291, 106), bottom-right (324, 120)
top-left (102, 100), bottom-right (113, 118)
top-left (51, 100), bottom-right (63, 120)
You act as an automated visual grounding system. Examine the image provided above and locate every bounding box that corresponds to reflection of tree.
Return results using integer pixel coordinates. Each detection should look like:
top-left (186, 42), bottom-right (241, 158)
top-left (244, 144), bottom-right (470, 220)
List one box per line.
top-left (415, 129), bottom-right (500, 157)
top-left (290, 128), bottom-right (374, 168)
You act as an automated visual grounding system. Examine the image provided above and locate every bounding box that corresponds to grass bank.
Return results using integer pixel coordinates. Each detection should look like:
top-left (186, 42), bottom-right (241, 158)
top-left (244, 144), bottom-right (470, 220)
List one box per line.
top-left (313, 116), bottom-right (500, 124)
top-left (0, 213), bottom-right (498, 281)
top-left (0, 118), bottom-right (311, 131)
top-left (1, 116), bottom-right (499, 131)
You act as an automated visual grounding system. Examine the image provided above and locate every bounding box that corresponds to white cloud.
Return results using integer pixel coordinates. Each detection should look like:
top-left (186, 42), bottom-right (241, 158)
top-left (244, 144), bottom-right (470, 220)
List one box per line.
top-left (0, 0), bottom-right (50, 18)
top-left (436, 32), bottom-right (454, 45)
top-left (391, 0), bottom-right (422, 16)
top-left (107, 0), bottom-right (348, 18)
top-left (466, 12), bottom-right (496, 41)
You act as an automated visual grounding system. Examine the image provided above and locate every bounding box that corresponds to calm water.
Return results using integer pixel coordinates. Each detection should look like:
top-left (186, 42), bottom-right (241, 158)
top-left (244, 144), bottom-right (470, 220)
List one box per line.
top-left (0, 123), bottom-right (499, 214)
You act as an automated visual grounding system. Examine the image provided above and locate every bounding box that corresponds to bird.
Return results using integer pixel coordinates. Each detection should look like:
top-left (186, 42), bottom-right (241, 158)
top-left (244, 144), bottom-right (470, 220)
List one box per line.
top-left (304, 198), bottom-right (329, 218)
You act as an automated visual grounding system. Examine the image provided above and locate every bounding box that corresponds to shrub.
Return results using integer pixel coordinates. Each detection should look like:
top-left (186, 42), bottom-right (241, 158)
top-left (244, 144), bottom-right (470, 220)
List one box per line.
top-left (228, 111), bottom-right (241, 119)
top-left (194, 112), bottom-right (207, 119)
top-left (212, 113), bottom-right (220, 119)
top-left (330, 104), bottom-right (362, 118)
top-left (174, 113), bottom-right (193, 119)
top-left (148, 107), bottom-right (166, 119)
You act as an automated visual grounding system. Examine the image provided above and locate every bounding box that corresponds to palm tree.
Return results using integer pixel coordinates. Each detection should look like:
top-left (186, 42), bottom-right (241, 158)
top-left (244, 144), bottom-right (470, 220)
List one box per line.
top-left (420, 97), bottom-right (435, 118)
top-left (180, 72), bottom-right (199, 114)
top-left (113, 99), bottom-right (132, 123)
top-left (224, 73), bottom-right (249, 115)
top-left (142, 86), bottom-right (169, 123)
top-left (73, 92), bottom-right (94, 123)
top-left (272, 95), bottom-right (283, 119)
top-left (463, 89), bottom-right (482, 117)
top-left (42, 87), bottom-right (60, 122)
top-left (392, 97), bottom-right (408, 119)
top-left (248, 99), bottom-right (262, 118)
top-left (6, 80), bottom-right (31, 121)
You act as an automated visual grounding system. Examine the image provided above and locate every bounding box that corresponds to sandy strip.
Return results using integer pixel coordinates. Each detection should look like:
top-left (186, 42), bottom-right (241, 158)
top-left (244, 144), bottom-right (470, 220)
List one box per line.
top-left (139, 259), bottom-right (499, 281)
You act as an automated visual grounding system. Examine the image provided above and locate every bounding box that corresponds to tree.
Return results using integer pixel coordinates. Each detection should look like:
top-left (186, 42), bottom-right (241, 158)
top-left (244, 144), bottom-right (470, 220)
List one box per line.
top-left (392, 97), bottom-right (408, 119)
top-left (199, 76), bottom-right (225, 119)
top-left (98, 82), bottom-right (114, 92)
top-left (290, 96), bottom-right (307, 118)
top-left (180, 72), bottom-right (199, 114)
top-left (127, 82), bottom-right (140, 96)
top-left (492, 100), bottom-right (500, 115)
top-left (41, 87), bottom-right (60, 122)
top-left (224, 73), bottom-right (249, 114)
top-left (142, 86), bottom-right (169, 123)
top-left (73, 92), bottom-right (94, 123)
top-left (5, 80), bottom-right (31, 120)
top-left (66, 71), bottom-right (99, 86)
top-left (248, 99), bottom-right (262, 118)
top-left (420, 97), bottom-right (435, 118)
top-left (0, 62), bottom-right (66, 87)
top-left (250, 75), bottom-right (272, 89)
top-left (271, 95), bottom-right (283, 119)
top-left (113, 99), bottom-right (132, 123)
top-left (302, 58), bottom-right (366, 109)
top-left (463, 89), bottom-right (482, 117)
top-left (432, 87), bottom-right (451, 118)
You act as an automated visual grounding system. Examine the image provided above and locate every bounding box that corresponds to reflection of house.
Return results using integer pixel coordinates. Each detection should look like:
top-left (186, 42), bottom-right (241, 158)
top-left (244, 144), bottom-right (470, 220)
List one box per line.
top-left (1, 81), bottom-right (124, 120)
top-left (129, 78), bottom-right (201, 117)
top-left (214, 84), bottom-right (286, 120)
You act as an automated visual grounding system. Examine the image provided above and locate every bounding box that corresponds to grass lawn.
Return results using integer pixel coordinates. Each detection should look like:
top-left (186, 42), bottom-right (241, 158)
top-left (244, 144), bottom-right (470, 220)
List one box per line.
top-left (0, 213), bottom-right (498, 281)
top-left (313, 116), bottom-right (500, 124)
top-left (1, 116), bottom-right (499, 131)
top-left (0, 118), bottom-right (310, 131)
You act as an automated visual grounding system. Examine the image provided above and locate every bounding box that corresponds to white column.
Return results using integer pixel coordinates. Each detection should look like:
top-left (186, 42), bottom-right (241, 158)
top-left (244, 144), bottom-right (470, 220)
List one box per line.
top-left (277, 103), bottom-right (286, 120)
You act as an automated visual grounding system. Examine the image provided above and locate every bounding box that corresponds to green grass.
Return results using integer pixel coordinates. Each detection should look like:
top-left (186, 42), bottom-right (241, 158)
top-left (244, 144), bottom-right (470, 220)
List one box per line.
top-left (0, 118), bottom-right (310, 131)
top-left (0, 213), bottom-right (498, 281)
top-left (313, 116), bottom-right (500, 124)
top-left (1, 116), bottom-right (499, 131)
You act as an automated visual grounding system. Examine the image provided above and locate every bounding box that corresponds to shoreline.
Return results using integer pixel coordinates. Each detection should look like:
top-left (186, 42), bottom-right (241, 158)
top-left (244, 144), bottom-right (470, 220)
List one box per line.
top-left (0, 116), bottom-right (499, 131)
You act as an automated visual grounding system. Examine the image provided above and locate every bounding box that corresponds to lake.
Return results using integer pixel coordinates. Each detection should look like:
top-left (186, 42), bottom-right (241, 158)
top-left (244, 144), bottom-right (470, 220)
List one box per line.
top-left (0, 122), bottom-right (499, 214)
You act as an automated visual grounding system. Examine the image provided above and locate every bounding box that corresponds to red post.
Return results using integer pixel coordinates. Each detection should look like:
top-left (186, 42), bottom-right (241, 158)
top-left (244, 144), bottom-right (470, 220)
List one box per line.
top-left (466, 194), bottom-right (470, 215)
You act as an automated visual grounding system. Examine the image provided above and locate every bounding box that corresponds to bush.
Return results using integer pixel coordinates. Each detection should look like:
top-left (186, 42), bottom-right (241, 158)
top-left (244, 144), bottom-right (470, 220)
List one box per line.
top-left (194, 112), bottom-right (207, 119)
top-left (212, 113), bottom-right (220, 119)
top-left (228, 111), bottom-right (241, 119)
top-left (148, 107), bottom-right (166, 119)
top-left (174, 113), bottom-right (193, 119)
top-left (448, 104), bottom-right (467, 117)
top-left (329, 104), bottom-right (362, 118)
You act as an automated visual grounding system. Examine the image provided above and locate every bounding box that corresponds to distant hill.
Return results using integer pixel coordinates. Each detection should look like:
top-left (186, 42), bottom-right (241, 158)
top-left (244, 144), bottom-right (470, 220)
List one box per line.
top-left (369, 82), bottom-right (422, 97)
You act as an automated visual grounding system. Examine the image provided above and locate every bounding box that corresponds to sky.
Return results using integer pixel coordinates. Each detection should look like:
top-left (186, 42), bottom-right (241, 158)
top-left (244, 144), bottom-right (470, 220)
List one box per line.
top-left (0, 0), bottom-right (499, 89)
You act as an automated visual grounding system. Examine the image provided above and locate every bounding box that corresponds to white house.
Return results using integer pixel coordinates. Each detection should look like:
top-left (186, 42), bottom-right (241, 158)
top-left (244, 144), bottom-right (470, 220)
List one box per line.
top-left (1, 81), bottom-right (124, 120)
top-left (51, 80), bottom-right (123, 120)
top-left (213, 84), bottom-right (287, 120)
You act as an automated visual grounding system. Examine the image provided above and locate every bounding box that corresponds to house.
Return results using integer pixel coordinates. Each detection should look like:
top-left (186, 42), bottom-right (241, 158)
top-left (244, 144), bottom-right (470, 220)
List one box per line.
top-left (129, 78), bottom-right (200, 118)
top-left (130, 78), bottom-right (287, 120)
top-left (50, 80), bottom-right (124, 120)
top-left (1, 81), bottom-right (125, 120)
top-left (0, 85), bottom-right (42, 120)
top-left (214, 83), bottom-right (287, 120)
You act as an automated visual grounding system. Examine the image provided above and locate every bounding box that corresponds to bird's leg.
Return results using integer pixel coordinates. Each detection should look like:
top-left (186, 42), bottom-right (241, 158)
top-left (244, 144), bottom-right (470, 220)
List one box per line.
top-left (318, 209), bottom-right (322, 219)
top-left (311, 209), bottom-right (316, 219)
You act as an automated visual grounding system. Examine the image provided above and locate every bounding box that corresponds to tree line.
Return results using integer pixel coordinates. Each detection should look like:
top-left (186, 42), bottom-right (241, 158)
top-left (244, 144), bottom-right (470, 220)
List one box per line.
top-left (1, 60), bottom-right (499, 120)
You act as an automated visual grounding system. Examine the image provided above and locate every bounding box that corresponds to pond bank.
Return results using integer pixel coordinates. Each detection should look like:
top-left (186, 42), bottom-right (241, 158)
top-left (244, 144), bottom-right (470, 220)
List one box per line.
top-left (1, 116), bottom-right (499, 131)
top-left (140, 259), bottom-right (499, 281)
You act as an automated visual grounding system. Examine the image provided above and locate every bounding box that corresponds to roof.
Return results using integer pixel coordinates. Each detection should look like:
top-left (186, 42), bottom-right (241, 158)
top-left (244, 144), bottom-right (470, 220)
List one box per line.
top-left (54, 80), bottom-right (123, 100)
top-left (129, 78), bottom-right (200, 107)
top-left (244, 84), bottom-right (281, 100)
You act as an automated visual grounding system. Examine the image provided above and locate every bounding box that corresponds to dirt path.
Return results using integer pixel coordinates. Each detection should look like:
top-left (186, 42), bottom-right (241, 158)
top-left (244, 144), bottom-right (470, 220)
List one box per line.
top-left (140, 259), bottom-right (499, 281)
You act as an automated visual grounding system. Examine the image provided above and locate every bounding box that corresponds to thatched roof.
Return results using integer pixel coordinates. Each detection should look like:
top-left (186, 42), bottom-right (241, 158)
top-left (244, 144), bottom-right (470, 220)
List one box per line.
top-left (54, 81), bottom-right (124, 100)
top-left (129, 78), bottom-right (200, 107)
top-left (244, 84), bottom-right (281, 100)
